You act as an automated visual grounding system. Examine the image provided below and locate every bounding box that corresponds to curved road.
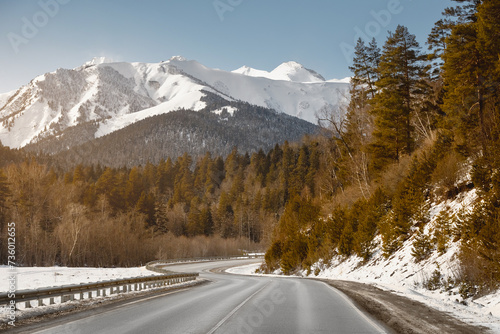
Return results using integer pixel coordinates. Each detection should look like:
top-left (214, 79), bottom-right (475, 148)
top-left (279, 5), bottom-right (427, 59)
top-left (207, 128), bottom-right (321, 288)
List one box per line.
top-left (27, 259), bottom-right (390, 334)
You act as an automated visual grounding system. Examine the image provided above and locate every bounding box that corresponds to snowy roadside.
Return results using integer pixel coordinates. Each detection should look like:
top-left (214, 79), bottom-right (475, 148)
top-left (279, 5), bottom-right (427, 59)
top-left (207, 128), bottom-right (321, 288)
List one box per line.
top-left (0, 266), bottom-right (200, 327)
top-left (0, 266), bottom-right (159, 292)
top-left (226, 193), bottom-right (500, 333)
top-left (227, 261), bottom-right (500, 332)
top-left (310, 243), bottom-right (500, 333)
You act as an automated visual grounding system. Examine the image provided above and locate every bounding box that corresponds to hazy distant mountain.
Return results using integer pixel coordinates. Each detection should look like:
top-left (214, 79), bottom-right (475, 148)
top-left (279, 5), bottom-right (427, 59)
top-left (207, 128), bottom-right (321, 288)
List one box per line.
top-left (0, 56), bottom-right (349, 164)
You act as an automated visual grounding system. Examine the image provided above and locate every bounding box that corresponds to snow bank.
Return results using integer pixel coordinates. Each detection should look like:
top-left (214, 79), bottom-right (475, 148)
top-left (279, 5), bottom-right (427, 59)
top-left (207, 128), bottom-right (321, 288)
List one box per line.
top-left (0, 266), bottom-right (158, 292)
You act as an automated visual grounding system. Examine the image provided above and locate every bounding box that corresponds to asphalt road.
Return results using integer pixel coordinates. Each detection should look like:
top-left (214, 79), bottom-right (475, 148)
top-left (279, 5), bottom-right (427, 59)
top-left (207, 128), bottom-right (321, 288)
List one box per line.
top-left (28, 259), bottom-right (389, 334)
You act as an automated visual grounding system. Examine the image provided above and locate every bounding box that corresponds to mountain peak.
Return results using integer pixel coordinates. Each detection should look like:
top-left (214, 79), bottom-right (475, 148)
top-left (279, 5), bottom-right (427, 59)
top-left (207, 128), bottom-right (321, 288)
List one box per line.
top-left (169, 55), bottom-right (187, 62)
top-left (84, 56), bottom-right (114, 67)
top-left (278, 61), bottom-right (303, 68)
top-left (271, 61), bottom-right (325, 82)
top-left (233, 61), bottom-right (326, 83)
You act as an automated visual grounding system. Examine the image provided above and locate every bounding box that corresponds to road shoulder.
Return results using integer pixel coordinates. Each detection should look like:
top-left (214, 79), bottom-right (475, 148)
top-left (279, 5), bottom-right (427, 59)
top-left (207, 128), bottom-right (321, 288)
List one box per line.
top-left (319, 279), bottom-right (489, 334)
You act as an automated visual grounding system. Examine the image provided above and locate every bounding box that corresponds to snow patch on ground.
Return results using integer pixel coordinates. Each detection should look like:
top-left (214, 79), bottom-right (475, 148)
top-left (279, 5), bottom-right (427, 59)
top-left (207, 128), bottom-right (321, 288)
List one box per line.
top-left (0, 266), bottom-right (159, 292)
top-left (0, 266), bottom-right (199, 325)
top-left (227, 263), bottom-right (265, 275)
top-left (211, 106), bottom-right (237, 116)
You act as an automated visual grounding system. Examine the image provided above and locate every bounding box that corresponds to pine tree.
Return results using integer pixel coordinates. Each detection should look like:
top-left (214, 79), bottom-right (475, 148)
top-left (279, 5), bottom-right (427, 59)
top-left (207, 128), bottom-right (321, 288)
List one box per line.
top-left (172, 153), bottom-right (194, 206)
top-left (280, 141), bottom-right (295, 203)
top-left (426, 13), bottom-right (456, 78)
top-left (349, 38), bottom-right (381, 100)
top-left (411, 228), bottom-right (433, 263)
top-left (125, 167), bottom-right (144, 208)
top-left (371, 25), bottom-right (430, 170)
top-left (205, 156), bottom-right (224, 197)
top-left (187, 197), bottom-right (204, 236)
top-left (95, 167), bottom-right (123, 212)
top-left (156, 158), bottom-right (174, 195)
top-left (136, 191), bottom-right (155, 226)
top-left (338, 222), bottom-right (354, 256)
top-left (72, 164), bottom-right (85, 183)
top-left (200, 207), bottom-right (214, 236)
top-left (290, 145), bottom-right (309, 197)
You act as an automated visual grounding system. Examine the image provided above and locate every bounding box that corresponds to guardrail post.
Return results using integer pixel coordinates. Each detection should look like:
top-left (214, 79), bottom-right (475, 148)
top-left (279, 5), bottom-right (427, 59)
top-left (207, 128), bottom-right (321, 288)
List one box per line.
top-left (49, 297), bottom-right (55, 305)
top-left (25, 301), bottom-right (32, 308)
top-left (38, 297), bottom-right (44, 307)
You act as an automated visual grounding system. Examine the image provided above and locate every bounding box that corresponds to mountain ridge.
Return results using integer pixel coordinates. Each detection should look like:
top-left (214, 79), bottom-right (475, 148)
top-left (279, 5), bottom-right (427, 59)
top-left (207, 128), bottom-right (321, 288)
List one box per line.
top-left (0, 56), bottom-right (349, 149)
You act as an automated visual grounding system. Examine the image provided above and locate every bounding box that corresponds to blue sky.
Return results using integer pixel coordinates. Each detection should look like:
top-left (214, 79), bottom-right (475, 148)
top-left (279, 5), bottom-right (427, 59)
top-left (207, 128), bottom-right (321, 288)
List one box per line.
top-left (0, 0), bottom-right (452, 93)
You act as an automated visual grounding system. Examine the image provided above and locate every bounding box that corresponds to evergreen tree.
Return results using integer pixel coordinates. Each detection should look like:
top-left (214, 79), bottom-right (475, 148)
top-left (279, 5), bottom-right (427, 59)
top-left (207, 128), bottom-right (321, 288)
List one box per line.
top-left (172, 153), bottom-right (194, 206)
top-left (95, 167), bottom-right (123, 212)
top-left (156, 158), bottom-right (174, 195)
top-left (72, 164), bottom-right (85, 183)
top-left (280, 141), bottom-right (295, 203)
top-left (290, 145), bottom-right (309, 197)
top-left (338, 222), bottom-right (354, 256)
top-left (349, 38), bottom-right (380, 101)
top-left (371, 25), bottom-right (430, 170)
top-left (125, 167), bottom-right (144, 208)
top-left (136, 191), bottom-right (155, 226)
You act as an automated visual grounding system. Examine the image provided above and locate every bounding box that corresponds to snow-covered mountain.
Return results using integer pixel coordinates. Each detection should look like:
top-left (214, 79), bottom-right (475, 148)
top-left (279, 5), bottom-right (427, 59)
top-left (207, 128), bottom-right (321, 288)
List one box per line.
top-left (0, 56), bottom-right (349, 149)
top-left (232, 61), bottom-right (327, 82)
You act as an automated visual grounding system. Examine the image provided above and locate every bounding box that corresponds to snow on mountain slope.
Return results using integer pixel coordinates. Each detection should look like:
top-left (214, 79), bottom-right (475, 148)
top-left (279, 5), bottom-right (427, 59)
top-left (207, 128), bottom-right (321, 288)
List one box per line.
top-left (270, 61), bottom-right (326, 82)
top-left (232, 61), bottom-right (326, 82)
top-left (95, 89), bottom-right (207, 138)
top-left (169, 57), bottom-right (348, 123)
top-left (0, 56), bottom-right (349, 148)
top-left (232, 66), bottom-right (273, 79)
top-left (0, 90), bottom-right (15, 110)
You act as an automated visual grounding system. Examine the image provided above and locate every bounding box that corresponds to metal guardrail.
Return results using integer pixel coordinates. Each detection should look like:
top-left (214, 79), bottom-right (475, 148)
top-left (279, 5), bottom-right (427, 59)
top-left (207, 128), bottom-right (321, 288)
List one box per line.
top-left (0, 272), bottom-right (198, 309)
top-left (1, 255), bottom-right (263, 310)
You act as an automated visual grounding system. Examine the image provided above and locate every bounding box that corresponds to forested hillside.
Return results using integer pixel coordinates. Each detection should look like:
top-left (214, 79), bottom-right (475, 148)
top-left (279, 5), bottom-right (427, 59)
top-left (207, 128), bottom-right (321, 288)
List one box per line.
top-left (0, 137), bottom-right (330, 267)
top-left (263, 0), bottom-right (500, 296)
top-left (34, 98), bottom-right (318, 168)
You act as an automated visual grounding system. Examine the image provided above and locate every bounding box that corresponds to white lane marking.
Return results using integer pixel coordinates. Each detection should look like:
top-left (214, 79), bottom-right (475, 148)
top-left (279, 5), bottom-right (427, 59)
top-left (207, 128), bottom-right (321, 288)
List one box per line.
top-left (206, 281), bottom-right (271, 334)
top-left (323, 282), bottom-right (388, 334)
